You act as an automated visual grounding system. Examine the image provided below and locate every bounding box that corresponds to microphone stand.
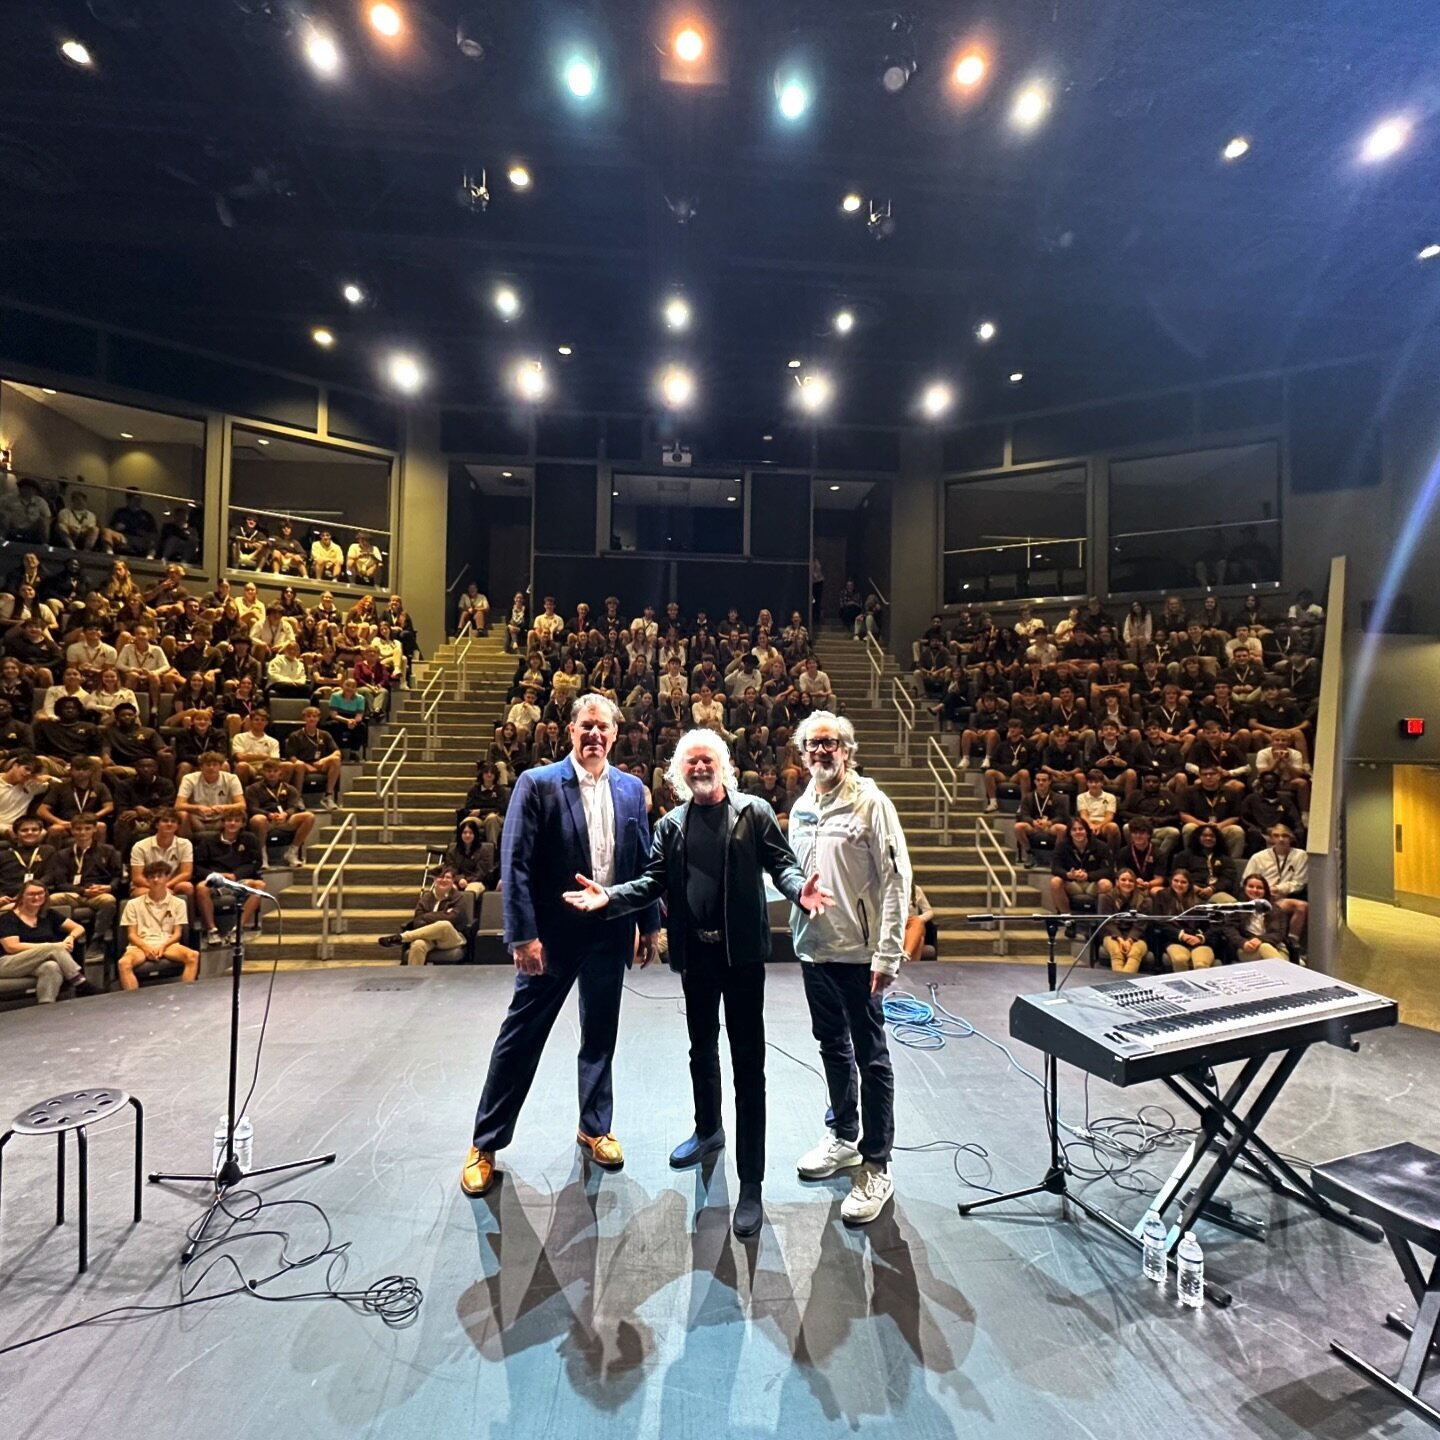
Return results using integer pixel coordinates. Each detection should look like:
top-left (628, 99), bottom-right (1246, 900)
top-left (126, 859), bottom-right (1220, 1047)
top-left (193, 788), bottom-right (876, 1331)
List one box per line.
top-left (149, 882), bottom-right (337, 1265)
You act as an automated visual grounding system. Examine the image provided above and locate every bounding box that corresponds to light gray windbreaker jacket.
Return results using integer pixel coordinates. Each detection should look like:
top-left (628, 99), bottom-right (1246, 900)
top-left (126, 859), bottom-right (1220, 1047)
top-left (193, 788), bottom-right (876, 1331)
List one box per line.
top-left (788, 770), bottom-right (912, 975)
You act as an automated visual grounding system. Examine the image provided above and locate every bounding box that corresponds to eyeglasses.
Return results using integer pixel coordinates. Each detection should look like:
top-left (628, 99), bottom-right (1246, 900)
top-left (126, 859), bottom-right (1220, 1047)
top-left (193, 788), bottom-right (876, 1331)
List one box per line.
top-left (803, 737), bottom-right (842, 754)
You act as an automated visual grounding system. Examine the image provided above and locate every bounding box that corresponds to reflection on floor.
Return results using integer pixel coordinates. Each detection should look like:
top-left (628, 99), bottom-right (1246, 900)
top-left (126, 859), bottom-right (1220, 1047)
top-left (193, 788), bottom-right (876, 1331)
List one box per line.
top-left (1341, 897), bottom-right (1440, 1032)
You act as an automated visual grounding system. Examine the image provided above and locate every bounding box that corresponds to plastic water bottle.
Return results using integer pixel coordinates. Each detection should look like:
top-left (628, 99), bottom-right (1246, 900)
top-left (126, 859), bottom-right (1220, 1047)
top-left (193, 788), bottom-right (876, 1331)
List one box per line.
top-left (212, 1114), bottom-right (254, 1175)
top-left (1141, 1209), bottom-right (1168, 1285)
top-left (1177, 1230), bottom-right (1205, 1308)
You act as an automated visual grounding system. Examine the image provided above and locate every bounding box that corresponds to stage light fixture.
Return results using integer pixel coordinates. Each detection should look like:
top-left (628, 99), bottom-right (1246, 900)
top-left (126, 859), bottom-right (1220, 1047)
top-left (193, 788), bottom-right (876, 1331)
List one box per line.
top-left (493, 285), bottom-right (521, 320)
top-left (1420, 244), bottom-right (1440, 261)
top-left (1009, 371), bottom-right (1024, 384)
top-left (796, 372), bottom-right (833, 414)
top-left (787, 358), bottom-right (802, 369)
top-left (660, 366), bottom-right (695, 408)
top-left (953, 51), bottom-right (985, 87)
top-left (387, 353), bottom-right (424, 394)
top-left (664, 296), bottom-right (692, 331)
top-left (565, 54), bottom-right (598, 98)
top-left (1011, 82), bottom-right (1050, 131)
top-left (303, 25), bottom-right (342, 78)
top-left (119, 432), bottom-right (134, 440)
top-left (514, 359), bottom-right (547, 402)
top-left (920, 381), bottom-right (954, 419)
top-left (341, 281), bottom-right (365, 305)
top-left (60, 39), bottom-right (94, 67)
top-left (975, 320), bottom-right (997, 342)
top-left (456, 13), bottom-right (486, 60)
top-left (369, 3), bottom-right (402, 38)
top-left (507, 164), bottom-right (532, 190)
top-left (867, 199), bottom-right (896, 240)
top-left (1361, 117), bottom-right (1410, 163)
top-left (311, 326), bottom-right (336, 348)
top-left (557, 344), bottom-right (573, 355)
top-left (673, 26), bottom-right (704, 63)
top-left (841, 192), bottom-right (863, 213)
top-left (1222, 136), bottom-right (1250, 160)
top-left (834, 309), bottom-right (855, 335)
top-left (776, 72), bottom-right (811, 121)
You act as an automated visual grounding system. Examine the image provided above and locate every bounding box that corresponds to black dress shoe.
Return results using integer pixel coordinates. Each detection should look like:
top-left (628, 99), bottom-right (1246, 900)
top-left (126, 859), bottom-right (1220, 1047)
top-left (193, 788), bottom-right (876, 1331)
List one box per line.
top-left (669, 1128), bottom-right (725, 1168)
top-left (377, 933), bottom-right (405, 948)
top-left (732, 1183), bottom-right (764, 1239)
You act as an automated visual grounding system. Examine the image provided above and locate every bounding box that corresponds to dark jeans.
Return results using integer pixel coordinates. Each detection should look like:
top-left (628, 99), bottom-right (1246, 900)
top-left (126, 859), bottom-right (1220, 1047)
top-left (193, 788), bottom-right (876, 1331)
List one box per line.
top-left (801, 961), bottom-right (894, 1166)
top-left (472, 944), bottom-right (625, 1153)
top-left (682, 940), bottom-right (766, 1184)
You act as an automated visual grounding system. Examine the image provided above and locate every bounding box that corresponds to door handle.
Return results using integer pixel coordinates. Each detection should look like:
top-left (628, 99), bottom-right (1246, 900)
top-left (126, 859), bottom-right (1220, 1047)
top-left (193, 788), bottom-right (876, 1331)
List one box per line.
top-left (1396, 824), bottom-right (1403, 854)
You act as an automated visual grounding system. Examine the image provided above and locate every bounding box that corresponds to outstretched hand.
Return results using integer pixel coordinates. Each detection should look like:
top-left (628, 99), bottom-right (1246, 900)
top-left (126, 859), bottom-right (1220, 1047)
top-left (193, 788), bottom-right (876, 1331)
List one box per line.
top-left (798, 874), bottom-right (834, 915)
top-left (563, 873), bottom-right (610, 912)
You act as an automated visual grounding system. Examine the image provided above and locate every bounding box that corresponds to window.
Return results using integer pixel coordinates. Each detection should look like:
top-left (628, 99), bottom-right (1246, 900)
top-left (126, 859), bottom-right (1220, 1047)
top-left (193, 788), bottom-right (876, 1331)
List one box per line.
top-left (228, 428), bottom-right (393, 588)
top-left (608, 473), bottom-right (744, 556)
top-left (1107, 441), bottom-right (1280, 592)
top-left (943, 466), bottom-right (1087, 603)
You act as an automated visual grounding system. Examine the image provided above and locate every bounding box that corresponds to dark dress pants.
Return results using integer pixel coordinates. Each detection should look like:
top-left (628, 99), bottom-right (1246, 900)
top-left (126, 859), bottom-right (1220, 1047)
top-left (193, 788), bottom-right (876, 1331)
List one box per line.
top-left (472, 941), bottom-right (626, 1152)
top-left (682, 939), bottom-right (766, 1184)
top-left (801, 961), bottom-right (895, 1166)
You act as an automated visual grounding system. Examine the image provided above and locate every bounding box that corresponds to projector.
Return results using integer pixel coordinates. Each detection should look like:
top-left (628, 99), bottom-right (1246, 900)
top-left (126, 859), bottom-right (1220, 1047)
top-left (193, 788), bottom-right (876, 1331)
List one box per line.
top-left (661, 443), bottom-right (693, 469)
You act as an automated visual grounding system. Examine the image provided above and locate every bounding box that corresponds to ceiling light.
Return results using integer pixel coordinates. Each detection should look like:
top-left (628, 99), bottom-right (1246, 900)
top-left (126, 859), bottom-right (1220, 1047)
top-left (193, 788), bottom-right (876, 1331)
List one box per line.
top-left (119, 432), bottom-right (134, 440)
top-left (776, 73), bottom-right (811, 121)
top-left (1011, 83), bottom-right (1050, 131)
top-left (493, 285), bottom-right (521, 320)
top-left (841, 192), bottom-right (863, 213)
top-left (502, 470), bottom-right (513, 478)
top-left (880, 57), bottom-right (916, 94)
top-left (303, 25), bottom-right (342, 78)
top-left (920, 382), bottom-right (954, 419)
top-left (834, 309), bottom-right (855, 335)
top-left (386, 353), bottom-right (424, 394)
top-left (311, 326), bottom-right (336, 348)
top-left (507, 164), bottom-right (532, 190)
top-left (1222, 136), bottom-right (1250, 161)
top-left (663, 296), bottom-right (691, 331)
top-left (1361, 117), bottom-right (1410, 164)
top-left (953, 52), bottom-right (986, 87)
top-left (829, 484), bottom-right (841, 492)
top-left (257, 438), bottom-right (271, 446)
top-left (787, 358), bottom-right (802, 369)
top-left (975, 320), bottom-right (997, 342)
top-left (41, 388), bottom-right (57, 395)
top-left (514, 359), bottom-right (547, 402)
top-left (341, 281), bottom-right (365, 306)
top-left (613, 489), bottom-right (621, 497)
top-left (659, 365), bottom-right (695, 408)
top-left (762, 433), bottom-right (774, 442)
top-left (727, 495), bottom-right (738, 502)
top-left (369, 4), bottom-right (402, 38)
top-left (673, 26), bottom-right (704, 63)
top-left (565, 54), bottom-right (597, 99)
top-left (557, 344), bottom-right (573, 355)
top-left (796, 373), bottom-right (832, 414)
top-left (1009, 371), bottom-right (1024, 384)
top-left (60, 39), bottom-right (93, 68)
top-left (1419, 244), bottom-right (1440, 261)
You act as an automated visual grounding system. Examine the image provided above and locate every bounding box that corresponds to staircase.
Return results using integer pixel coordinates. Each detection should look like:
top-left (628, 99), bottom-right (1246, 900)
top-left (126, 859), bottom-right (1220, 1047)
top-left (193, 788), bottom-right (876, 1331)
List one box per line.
top-left (266, 631), bottom-right (514, 959)
top-left (812, 628), bottom-right (1049, 961)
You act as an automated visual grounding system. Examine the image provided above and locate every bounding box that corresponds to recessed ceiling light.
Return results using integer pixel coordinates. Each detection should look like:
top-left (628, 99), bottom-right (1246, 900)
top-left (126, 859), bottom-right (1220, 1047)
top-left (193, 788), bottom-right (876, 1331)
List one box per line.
top-left (953, 52), bottom-right (986, 87)
top-left (501, 470), bottom-right (513, 477)
top-left (565, 55), bottom-right (598, 99)
top-left (727, 495), bottom-right (738, 502)
top-left (776, 72), bottom-right (811, 121)
top-left (60, 39), bottom-right (93, 68)
top-left (514, 359), bottom-right (547, 402)
top-left (834, 309), bottom-right (855, 335)
top-left (257, 438), bottom-right (271, 446)
top-left (1011, 82), bottom-right (1050, 131)
top-left (796, 372), bottom-right (833, 414)
top-left (829, 484), bottom-right (841, 492)
top-left (41, 387), bottom-right (57, 395)
top-left (1222, 136), bottom-right (1250, 161)
top-left (663, 296), bottom-right (691, 331)
top-left (659, 365), bottom-right (695, 408)
top-left (673, 26), bottom-right (705, 64)
top-left (841, 192), bottom-right (863, 213)
top-left (119, 432), bottom-right (134, 440)
top-left (1361, 116), bottom-right (1410, 164)
top-left (493, 285), bottom-right (521, 320)
top-left (369, 3), bottom-right (402, 38)
top-left (303, 25), bottom-right (342, 78)
top-left (975, 320), bottom-right (997, 342)
top-left (311, 326), bottom-right (336, 348)
top-left (1009, 371), bottom-right (1024, 384)
top-left (341, 281), bottom-right (365, 305)
top-left (762, 433), bottom-right (774, 442)
top-left (920, 382), bottom-right (954, 419)
top-left (1420, 244), bottom-right (1440, 261)
top-left (507, 164), bottom-right (532, 190)
top-left (613, 489), bottom-right (620, 497)
top-left (386, 352), bottom-right (424, 394)
top-left (787, 357), bottom-right (802, 369)
top-left (557, 344), bottom-right (573, 356)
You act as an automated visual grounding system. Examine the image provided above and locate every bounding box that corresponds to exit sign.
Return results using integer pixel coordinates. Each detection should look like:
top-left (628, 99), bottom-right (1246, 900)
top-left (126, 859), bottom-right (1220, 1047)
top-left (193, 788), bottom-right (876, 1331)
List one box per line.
top-left (1400, 717), bottom-right (1426, 738)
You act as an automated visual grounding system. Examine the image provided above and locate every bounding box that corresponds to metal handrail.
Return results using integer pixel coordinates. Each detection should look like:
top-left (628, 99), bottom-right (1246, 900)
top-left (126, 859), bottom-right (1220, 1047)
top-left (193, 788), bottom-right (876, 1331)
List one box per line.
top-left (452, 631), bottom-right (476, 698)
top-left (309, 812), bottom-right (357, 960)
top-left (974, 814), bottom-right (1020, 956)
top-left (890, 675), bottom-right (916, 761)
top-left (863, 630), bottom-right (884, 703)
top-left (447, 562), bottom-right (472, 594)
top-left (415, 658), bottom-right (446, 758)
top-left (375, 726), bottom-right (409, 842)
top-left (867, 577), bottom-right (890, 607)
top-left (926, 735), bottom-right (962, 843)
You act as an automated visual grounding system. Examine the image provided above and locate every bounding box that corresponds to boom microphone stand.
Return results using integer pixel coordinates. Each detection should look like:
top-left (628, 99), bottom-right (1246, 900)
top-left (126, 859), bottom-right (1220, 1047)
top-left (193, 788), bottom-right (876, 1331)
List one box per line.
top-left (149, 877), bottom-right (337, 1264)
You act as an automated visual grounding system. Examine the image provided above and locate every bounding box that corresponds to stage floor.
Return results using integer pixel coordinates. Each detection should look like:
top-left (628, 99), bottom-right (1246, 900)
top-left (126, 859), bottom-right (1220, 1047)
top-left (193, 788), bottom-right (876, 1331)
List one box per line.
top-left (1, 961), bottom-right (1435, 1440)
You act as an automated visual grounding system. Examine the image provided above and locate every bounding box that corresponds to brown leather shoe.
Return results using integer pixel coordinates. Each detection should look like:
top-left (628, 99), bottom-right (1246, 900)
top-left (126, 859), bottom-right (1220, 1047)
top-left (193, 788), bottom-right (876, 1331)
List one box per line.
top-left (460, 1145), bottom-right (496, 1196)
top-left (577, 1130), bottom-right (625, 1170)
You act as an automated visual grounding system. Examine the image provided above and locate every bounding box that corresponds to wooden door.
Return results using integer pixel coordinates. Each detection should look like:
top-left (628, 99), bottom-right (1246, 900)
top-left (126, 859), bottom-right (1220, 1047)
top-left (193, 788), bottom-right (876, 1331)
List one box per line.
top-left (1393, 765), bottom-right (1440, 908)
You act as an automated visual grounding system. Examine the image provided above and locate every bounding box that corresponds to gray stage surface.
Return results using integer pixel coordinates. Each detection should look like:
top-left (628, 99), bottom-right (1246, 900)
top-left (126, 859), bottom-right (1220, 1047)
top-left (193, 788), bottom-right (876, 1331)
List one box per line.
top-left (0, 961), bottom-right (1434, 1440)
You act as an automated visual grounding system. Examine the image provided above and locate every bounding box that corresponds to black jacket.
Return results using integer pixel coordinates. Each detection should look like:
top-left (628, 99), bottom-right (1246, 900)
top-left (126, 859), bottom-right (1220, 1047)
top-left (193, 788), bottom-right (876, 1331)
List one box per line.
top-left (604, 790), bottom-right (807, 971)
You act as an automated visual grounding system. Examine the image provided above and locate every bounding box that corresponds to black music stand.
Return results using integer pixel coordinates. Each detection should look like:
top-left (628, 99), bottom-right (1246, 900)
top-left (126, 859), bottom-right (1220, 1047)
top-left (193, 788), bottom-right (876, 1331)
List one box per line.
top-left (148, 889), bottom-right (336, 1264)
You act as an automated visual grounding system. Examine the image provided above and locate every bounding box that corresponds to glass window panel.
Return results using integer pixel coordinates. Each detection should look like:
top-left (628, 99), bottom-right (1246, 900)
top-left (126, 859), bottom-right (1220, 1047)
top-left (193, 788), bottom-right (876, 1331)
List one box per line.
top-left (609, 473), bottom-right (744, 556)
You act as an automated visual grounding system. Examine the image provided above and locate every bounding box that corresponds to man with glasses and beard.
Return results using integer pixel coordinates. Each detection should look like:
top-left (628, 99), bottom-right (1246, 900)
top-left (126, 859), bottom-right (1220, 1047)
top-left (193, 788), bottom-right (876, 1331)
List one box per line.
top-left (562, 727), bottom-right (830, 1238)
top-left (787, 711), bottom-right (912, 1225)
top-left (460, 694), bottom-right (661, 1199)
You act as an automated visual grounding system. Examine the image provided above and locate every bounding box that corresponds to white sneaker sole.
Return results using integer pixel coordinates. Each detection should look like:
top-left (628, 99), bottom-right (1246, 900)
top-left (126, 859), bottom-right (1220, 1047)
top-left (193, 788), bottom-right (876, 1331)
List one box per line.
top-left (842, 1189), bottom-right (894, 1225)
top-left (797, 1152), bottom-right (864, 1180)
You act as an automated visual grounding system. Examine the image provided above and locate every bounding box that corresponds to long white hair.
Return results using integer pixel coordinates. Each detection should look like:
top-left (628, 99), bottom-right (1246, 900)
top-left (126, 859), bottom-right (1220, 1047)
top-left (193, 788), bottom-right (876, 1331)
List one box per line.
top-left (665, 727), bottom-right (738, 802)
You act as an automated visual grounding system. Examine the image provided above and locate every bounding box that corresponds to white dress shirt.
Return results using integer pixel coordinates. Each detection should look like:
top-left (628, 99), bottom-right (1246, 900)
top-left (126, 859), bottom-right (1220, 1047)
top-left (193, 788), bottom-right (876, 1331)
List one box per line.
top-left (570, 753), bottom-right (615, 885)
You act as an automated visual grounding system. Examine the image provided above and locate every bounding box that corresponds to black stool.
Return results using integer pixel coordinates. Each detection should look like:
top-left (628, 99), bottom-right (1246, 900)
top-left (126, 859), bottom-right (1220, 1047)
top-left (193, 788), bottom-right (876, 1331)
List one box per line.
top-left (0, 1088), bottom-right (144, 1273)
top-left (1312, 1141), bottom-right (1440, 1429)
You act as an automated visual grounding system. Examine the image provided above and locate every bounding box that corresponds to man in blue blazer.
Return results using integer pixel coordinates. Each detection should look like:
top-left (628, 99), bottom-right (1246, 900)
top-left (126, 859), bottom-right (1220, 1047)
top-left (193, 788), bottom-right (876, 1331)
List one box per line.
top-left (462, 693), bottom-right (660, 1197)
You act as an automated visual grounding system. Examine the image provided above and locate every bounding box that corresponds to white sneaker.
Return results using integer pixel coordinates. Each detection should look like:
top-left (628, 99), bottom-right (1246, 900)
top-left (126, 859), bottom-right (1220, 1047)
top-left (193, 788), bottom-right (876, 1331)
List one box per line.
top-left (958, 755), bottom-right (970, 770)
top-left (796, 1131), bottom-right (863, 1179)
top-left (984, 799), bottom-right (998, 813)
top-left (205, 929), bottom-right (223, 947)
top-left (841, 1164), bottom-right (894, 1224)
top-left (322, 795), bottom-right (338, 812)
top-left (282, 845), bottom-right (298, 866)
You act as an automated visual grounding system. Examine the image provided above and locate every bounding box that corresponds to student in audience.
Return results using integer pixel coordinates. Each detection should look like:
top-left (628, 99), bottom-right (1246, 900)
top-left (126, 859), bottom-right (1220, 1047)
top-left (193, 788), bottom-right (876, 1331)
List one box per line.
top-left (177, 751), bottom-right (247, 838)
top-left (36, 696), bottom-right (102, 777)
top-left (284, 707), bottom-right (342, 811)
top-left (1179, 823), bottom-right (1241, 904)
top-left (310, 528), bottom-right (345, 580)
top-left (1048, 816), bottom-right (1115, 915)
top-left (0, 815), bottom-right (55, 904)
top-left (1075, 769), bottom-right (1121, 845)
top-left (0, 880), bottom-right (93, 1000)
top-left (1100, 869), bottom-right (1151, 974)
top-left (55, 489), bottom-right (101, 550)
top-left (1179, 764), bottom-right (1246, 857)
top-left (231, 710), bottom-right (289, 786)
top-left (1038, 724), bottom-right (1086, 793)
top-left (89, 666), bottom-right (140, 723)
top-left (38, 755), bottom-right (113, 844)
top-left (1014, 770), bottom-right (1070, 863)
top-left (118, 862), bottom-right (199, 988)
top-left (1116, 813), bottom-right (1166, 894)
top-left (981, 718), bottom-right (1032, 813)
top-left (457, 761), bottom-right (508, 846)
top-left (379, 865), bottom-right (477, 964)
top-left (1150, 867), bottom-right (1215, 971)
top-left (195, 811), bottom-right (266, 943)
top-left (244, 758), bottom-right (315, 866)
top-left (129, 809), bottom-right (195, 904)
top-left (117, 623), bottom-right (175, 710)
top-left (1242, 824), bottom-right (1308, 942)
top-left (347, 530), bottom-right (384, 586)
top-left (42, 811), bottom-right (121, 951)
top-left (266, 520), bottom-right (308, 576)
top-left (112, 757), bottom-right (176, 856)
top-left (37, 665), bottom-right (91, 723)
top-left (0, 755), bottom-right (47, 850)
top-left (1240, 768), bottom-right (1302, 850)
top-left (1220, 875), bottom-right (1289, 961)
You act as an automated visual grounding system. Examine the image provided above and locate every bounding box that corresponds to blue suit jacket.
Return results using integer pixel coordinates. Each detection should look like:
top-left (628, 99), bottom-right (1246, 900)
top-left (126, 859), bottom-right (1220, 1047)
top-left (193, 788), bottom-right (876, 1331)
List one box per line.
top-left (500, 758), bottom-right (660, 963)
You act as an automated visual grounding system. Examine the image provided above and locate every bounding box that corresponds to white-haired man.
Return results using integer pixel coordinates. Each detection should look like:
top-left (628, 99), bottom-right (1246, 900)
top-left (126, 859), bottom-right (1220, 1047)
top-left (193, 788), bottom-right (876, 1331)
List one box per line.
top-left (788, 710), bottom-right (912, 1225)
top-left (564, 726), bottom-right (830, 1239)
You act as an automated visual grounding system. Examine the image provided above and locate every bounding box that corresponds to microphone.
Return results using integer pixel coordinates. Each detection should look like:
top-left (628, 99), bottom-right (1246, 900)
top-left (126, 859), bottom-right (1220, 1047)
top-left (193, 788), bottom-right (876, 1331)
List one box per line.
top-left (203, 873), bottom-right (279, 905)
top-left (1192, 899), bottom-right (1271, 914)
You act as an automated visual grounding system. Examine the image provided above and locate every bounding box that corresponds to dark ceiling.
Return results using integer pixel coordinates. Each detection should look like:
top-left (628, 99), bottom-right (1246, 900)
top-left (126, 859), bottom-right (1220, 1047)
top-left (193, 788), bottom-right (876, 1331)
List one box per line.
top-left (1, 0), bottom-right (1438, 429)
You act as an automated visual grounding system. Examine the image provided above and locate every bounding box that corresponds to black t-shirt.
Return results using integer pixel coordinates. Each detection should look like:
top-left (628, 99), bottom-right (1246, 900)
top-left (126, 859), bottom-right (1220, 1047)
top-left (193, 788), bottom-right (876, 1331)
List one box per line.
top-left (197, 831), bottom-right (262, 881)
top-left (683, 799), bottom-right (727, 934)
top-left (0, 909), bottom-right (65, 946)
top-left (284, 729), bottom-right (338, 764)
top-left (107, 724), bottom-right (163, 766)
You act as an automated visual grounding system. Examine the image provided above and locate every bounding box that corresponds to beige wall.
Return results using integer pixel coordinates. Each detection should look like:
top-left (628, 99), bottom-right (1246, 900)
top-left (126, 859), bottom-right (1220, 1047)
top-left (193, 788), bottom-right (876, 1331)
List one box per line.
top-left (230, 458), bottom-right (391, 536)
top-left (110, 442), bottom-right (204, 502)
top-left (399, 410), bottom-right (448, 654)
top-left (0, 385), bottom-right (109, 485)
